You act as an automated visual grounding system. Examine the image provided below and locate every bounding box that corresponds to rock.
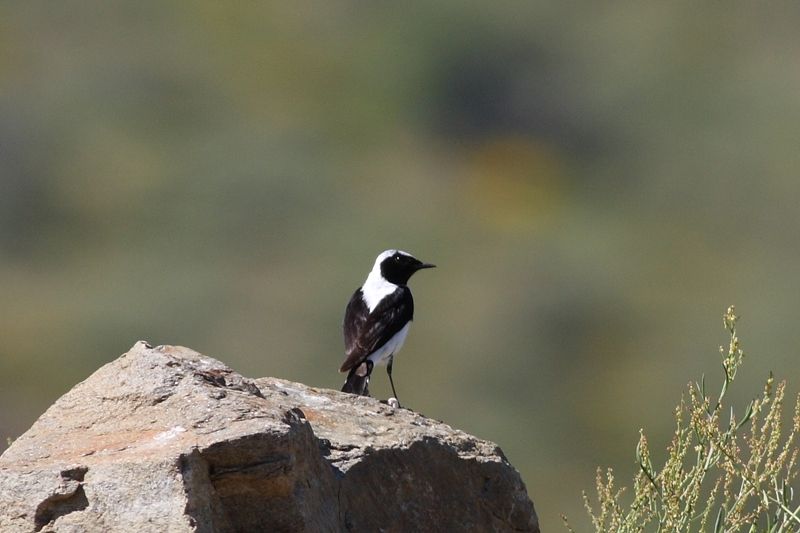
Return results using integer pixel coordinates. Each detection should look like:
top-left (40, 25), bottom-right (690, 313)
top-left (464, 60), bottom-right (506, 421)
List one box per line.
top-left (0, 342), bottom-right (539, 532)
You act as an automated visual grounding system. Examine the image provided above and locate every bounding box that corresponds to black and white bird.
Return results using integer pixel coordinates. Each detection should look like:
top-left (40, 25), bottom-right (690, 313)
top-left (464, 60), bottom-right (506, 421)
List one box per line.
top-left (339, 249), bottom-right (435, 406)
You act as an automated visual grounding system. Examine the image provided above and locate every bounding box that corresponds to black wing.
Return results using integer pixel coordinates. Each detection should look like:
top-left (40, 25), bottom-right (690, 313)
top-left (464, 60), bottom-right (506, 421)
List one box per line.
top-left (339, 287), bottom-right (414, 372)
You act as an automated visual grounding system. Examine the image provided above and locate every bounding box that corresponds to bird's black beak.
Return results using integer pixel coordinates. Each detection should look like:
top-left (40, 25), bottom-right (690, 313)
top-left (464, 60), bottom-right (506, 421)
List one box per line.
top-left (416, 262), bottom-right (436, 270)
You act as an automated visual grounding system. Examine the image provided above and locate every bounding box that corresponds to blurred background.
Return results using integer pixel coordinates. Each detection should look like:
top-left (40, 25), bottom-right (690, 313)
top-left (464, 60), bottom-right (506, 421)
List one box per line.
top-left (3, 2), bottom-right (800, 530)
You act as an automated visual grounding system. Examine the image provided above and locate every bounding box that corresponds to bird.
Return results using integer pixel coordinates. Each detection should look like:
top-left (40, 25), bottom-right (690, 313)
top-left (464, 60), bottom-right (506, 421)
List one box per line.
top-left (339, 249), bottom-right (435, 407)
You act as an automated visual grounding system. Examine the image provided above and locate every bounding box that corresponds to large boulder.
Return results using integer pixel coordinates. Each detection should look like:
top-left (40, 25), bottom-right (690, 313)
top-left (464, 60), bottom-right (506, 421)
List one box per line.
top-left (0, 341), bottom-right (538, 532)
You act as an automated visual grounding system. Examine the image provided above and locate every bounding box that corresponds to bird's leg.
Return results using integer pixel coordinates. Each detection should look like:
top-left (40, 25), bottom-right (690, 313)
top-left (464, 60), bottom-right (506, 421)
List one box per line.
top-left (387, 357), bottom-right (401, 408)
top-left (362, 360), bottom-right (373, 397)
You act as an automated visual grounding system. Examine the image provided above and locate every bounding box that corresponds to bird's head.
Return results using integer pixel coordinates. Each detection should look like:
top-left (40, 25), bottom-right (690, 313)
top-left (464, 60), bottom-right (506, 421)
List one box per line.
top-left (374, 249), bottom-right (436, 285)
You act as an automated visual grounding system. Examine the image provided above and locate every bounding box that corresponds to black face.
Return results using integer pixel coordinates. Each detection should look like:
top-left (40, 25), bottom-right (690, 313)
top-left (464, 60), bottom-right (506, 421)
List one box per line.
top-left (380, 251), bottom-right (436, 285)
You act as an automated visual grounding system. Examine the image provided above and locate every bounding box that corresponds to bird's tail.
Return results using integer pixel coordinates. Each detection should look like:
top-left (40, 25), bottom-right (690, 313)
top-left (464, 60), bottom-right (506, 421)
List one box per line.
top-left (341, 360), bottom-right (374, 396)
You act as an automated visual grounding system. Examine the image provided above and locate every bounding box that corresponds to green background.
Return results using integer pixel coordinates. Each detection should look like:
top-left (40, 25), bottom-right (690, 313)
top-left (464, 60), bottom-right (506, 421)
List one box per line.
top-left (3, 2), bottom-right (800, 530)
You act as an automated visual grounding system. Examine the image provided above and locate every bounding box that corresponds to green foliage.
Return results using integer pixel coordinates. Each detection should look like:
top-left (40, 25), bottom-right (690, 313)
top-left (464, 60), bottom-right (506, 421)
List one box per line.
top-left (565, 307), bottom-right (800, 532)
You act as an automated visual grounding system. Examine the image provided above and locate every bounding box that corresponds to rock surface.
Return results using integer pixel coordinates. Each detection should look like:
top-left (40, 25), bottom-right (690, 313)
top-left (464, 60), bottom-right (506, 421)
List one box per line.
top-left (0, 341), bottom-right (539, 532)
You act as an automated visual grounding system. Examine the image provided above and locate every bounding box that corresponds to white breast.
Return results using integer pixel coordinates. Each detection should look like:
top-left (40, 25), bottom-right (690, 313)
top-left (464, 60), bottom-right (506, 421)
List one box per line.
top-left (367, 322), bottom-right (411, 366)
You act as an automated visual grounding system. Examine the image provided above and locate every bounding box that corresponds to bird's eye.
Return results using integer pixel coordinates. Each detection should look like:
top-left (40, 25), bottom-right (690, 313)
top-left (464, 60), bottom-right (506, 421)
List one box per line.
top-left (394, 254), bottom-right (401, 261)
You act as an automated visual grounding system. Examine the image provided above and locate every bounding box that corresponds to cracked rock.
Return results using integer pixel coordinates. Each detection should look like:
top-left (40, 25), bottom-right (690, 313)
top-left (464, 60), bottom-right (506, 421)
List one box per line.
top-left (0, 341), bottom-right (539, 532)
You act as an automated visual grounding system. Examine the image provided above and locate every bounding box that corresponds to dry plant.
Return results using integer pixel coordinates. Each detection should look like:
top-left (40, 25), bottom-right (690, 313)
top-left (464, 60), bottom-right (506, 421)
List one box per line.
top-left (564, 307), bottom-right (800, 532)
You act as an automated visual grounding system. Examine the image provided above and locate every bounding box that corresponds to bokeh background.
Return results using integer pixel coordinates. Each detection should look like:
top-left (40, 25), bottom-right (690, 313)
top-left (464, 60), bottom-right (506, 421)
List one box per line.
top-left (3, 2), bottom-right (800, 530)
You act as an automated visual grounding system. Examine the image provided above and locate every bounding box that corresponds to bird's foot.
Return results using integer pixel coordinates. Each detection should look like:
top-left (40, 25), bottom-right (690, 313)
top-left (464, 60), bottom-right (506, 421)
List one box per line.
top-left (386, 397), bottom-right (400, 409)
